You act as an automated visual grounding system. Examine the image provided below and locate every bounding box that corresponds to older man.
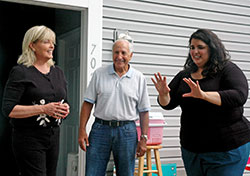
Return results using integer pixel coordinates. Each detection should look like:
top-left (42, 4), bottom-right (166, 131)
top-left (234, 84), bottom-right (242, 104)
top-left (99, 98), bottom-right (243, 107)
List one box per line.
top-left (78, 35), bottom-right (150, 176)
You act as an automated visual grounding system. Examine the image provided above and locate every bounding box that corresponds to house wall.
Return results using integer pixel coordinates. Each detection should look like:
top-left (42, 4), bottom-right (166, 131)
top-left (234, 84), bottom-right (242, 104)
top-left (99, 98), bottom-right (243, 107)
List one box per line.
top-left (102, 0), bottom-right (250, 175)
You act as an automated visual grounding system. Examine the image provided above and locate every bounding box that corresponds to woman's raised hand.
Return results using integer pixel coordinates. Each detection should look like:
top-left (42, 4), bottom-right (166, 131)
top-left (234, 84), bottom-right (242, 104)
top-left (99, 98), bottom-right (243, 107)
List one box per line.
top-left (151, 72), bottom-right (171, 96)
top-left (182, 78), bottom-right (205, 99)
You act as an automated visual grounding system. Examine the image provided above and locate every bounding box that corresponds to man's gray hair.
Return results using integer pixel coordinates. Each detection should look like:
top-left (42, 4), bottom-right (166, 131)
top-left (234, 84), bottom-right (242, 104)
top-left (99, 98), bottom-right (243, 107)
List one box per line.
top-left (113, 33), bottom-right (134, 53)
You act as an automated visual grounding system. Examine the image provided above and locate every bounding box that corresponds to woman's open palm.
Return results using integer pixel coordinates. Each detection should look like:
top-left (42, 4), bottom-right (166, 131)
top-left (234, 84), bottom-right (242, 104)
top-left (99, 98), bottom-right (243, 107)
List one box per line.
top-left (182, 78), bottom-right (205, 99)
top-left (151, 72), bottom-right (171, 95)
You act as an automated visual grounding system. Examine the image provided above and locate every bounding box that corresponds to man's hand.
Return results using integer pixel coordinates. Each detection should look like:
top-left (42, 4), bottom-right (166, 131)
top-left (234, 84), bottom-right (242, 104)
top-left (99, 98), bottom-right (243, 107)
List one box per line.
top-left (78, 128), bottom-right (89, 151)
top-left (136, 138), bottom-right (147, 157)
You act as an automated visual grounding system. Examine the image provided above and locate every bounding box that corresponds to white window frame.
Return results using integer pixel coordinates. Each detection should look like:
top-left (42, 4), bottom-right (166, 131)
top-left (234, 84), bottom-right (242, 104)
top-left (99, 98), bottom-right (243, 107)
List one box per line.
top-left (2, 0), bottom-right (103, 175)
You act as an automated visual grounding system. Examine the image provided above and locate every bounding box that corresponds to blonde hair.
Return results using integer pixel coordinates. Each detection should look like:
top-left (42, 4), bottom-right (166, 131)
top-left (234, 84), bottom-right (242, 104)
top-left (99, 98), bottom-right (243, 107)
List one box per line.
top-left (17, 25), bottom-right (56, 67)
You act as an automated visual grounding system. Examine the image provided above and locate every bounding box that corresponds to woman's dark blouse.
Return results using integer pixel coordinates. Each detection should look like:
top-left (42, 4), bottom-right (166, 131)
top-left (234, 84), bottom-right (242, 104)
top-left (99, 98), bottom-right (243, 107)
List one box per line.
top-left (159, 61), bottom-right (250, 153)
top-left (2, 64), bottom-right (68, 129)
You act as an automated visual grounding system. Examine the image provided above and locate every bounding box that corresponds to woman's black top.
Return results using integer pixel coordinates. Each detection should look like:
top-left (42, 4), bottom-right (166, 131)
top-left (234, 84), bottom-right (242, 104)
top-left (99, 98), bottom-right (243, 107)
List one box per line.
top-left (159, 61), bottom-right (250, 152)
top-left (2, 64), bottom-right (68, 129)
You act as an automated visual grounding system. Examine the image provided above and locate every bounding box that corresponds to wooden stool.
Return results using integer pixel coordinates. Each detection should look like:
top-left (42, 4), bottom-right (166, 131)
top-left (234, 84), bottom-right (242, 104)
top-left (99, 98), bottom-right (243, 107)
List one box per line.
top-left (135, 145), bottom-right (163, 176)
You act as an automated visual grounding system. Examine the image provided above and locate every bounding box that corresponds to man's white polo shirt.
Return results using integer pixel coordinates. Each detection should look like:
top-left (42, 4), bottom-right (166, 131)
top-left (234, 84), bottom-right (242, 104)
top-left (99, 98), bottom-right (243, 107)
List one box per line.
top-left (84, 64), bottom-right (151, 121)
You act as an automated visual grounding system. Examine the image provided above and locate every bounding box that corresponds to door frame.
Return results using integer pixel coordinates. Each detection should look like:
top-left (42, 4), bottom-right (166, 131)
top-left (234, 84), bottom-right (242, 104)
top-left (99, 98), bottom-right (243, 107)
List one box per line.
top-left (2, 0), bottom-right (103, 175)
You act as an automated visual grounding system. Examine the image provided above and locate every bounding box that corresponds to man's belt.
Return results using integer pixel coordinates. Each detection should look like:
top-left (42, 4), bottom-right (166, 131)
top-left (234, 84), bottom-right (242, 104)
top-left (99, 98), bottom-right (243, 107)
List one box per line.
top-left (95, 117), bottom-right (134, 127)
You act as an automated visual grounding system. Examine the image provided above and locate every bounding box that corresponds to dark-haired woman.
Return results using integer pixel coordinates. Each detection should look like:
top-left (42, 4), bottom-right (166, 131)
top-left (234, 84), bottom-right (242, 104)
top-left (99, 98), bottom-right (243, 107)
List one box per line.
top-left (152, 29), bottom-right (250, 176)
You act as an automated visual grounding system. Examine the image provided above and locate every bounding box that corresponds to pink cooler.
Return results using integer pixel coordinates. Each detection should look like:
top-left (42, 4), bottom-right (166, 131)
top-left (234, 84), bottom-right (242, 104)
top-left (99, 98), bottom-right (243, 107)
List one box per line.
top-left (246, 157), bottom-right (250, 171)
top-left (136, 112), bottom-right (166, 145)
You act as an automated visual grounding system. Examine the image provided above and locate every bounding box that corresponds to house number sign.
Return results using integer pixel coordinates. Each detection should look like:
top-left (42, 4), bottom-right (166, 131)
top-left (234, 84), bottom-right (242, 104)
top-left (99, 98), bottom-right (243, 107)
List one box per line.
top-left (90, 43), bottom-right (97, 69)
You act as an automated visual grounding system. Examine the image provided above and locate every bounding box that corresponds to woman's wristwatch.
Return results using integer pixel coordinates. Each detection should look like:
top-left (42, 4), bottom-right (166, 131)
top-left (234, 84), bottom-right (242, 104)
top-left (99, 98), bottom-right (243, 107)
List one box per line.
top-left (140, 134), bottom-right (148, 141)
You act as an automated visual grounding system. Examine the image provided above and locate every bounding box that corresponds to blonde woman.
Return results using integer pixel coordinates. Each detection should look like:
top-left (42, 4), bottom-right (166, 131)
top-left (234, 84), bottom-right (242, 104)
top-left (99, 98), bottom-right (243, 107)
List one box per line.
top-left (2, 25), bottom-right (70, 176)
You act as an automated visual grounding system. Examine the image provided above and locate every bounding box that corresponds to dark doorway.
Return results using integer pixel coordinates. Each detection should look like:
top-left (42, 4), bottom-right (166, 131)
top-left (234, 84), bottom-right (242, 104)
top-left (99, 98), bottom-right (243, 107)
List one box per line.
top-left (0, 1), bottom-right (81, 176)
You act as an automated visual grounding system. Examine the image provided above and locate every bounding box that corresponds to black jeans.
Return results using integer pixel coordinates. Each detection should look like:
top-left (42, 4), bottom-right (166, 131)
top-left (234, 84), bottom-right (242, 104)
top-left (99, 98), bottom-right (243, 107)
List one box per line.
top-left (12, 126), bottom-right (60, 176)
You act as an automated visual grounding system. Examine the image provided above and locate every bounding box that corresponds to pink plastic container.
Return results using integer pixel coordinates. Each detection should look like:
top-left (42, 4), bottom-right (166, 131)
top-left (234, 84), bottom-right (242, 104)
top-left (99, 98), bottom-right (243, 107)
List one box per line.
top-left (136, 112), bottom-right (166, 145)
top-left (246, 157), bottom-right (250, 171)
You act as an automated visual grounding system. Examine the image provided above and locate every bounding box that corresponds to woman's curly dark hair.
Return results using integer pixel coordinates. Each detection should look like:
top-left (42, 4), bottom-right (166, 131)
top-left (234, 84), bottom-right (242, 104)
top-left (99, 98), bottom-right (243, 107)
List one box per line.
top-left (184, 29), bottom-right (230, 77)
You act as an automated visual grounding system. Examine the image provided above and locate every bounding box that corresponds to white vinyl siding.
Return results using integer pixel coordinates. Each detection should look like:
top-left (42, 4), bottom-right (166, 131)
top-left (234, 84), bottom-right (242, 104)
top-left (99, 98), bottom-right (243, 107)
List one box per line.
top-left (103, 0), bottom-right (250, 175)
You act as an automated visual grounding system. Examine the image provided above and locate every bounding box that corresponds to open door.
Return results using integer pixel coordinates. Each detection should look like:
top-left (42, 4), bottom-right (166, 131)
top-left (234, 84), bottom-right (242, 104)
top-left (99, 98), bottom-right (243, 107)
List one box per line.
top-left (0, 1), bottom-right (102, 176)
top-left (57, 28), bottom-right (81, 176)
